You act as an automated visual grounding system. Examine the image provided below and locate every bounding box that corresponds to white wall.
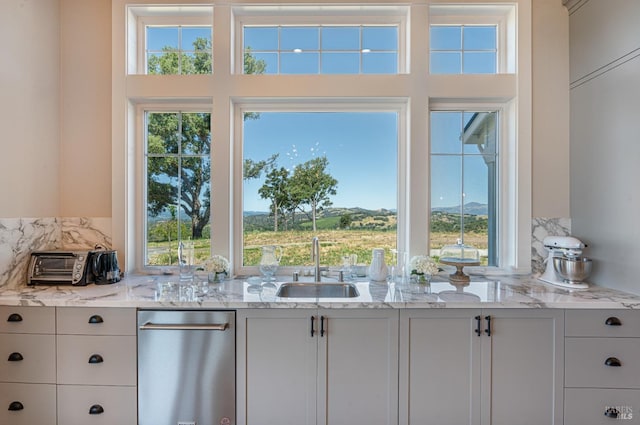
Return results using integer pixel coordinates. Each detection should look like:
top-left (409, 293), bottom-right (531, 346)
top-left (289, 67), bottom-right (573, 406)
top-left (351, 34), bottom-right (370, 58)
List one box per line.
top-left (0, 0), bottom-right (60, 217)
top-left (569, 0), bottom-right (640, 294)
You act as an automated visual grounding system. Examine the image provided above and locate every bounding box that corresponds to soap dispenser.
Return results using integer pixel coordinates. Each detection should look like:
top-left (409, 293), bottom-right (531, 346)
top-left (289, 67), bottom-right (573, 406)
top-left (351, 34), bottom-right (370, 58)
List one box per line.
top-left (369, 248), bottom-right (388, 282)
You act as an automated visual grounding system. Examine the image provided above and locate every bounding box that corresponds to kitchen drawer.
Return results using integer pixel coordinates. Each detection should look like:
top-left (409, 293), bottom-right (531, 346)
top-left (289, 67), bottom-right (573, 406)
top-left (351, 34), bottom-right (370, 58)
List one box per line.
top-left (566, 310), bottom-right (640, 337)
top-left (565, 337), bottom-right (640, 388)
top-left (0, 383), bottom-right (56, 425)
top-left (565, 388), bottom-right (640, 424)
top-left (57, 335), bottom-right (136, 385)
top-left (0, 334), bottom-right (56, 383)
top-left (57, 384), bottom-right (137, 425)
top-left (0, 306), bottom-right (55, 334)
top-left (57, 307), bottom-right (136, 335)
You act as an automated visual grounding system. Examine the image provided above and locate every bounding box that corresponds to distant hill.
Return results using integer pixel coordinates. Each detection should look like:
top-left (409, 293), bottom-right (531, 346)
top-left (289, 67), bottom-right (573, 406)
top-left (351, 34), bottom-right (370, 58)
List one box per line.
top-left (431, 202), bottom-right (488, 216)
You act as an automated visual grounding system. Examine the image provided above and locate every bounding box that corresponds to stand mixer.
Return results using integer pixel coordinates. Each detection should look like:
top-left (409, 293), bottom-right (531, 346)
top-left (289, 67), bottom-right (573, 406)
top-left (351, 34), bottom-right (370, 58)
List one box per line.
top-left (539, 236), bottom-right (591, 289)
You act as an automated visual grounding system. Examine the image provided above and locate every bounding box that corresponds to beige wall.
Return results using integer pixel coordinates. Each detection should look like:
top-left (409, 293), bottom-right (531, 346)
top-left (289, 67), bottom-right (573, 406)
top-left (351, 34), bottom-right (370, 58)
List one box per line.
top-left (0, 0), bottom-right (571, 221)
top-left (0, 0), bottom-right (60, 217)
top-left (59, 0), bottom-right (112, 217)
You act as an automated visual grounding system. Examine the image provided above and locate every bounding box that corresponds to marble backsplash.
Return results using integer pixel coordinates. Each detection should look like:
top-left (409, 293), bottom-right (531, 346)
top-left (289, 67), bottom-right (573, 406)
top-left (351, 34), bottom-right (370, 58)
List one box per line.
top-left (0, 216), bottom-right (569, 288)
top-left (0, 217), bottom-right (112, 289)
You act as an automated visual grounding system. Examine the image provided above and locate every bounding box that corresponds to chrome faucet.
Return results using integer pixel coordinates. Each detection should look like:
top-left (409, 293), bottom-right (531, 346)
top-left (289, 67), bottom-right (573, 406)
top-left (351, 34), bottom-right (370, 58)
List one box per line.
top-left (311, 236), bottom-right (321, 282)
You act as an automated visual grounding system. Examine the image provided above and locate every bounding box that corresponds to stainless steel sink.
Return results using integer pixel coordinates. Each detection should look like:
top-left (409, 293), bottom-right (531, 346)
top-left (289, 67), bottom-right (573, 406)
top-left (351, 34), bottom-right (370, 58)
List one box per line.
top-left (276, 282), bottom-right (359, 298)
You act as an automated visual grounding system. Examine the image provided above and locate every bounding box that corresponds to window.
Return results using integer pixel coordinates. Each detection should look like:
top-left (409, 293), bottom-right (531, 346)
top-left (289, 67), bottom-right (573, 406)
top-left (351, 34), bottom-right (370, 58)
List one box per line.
top-left (430, 110), bottom-right (498, 266)
top-left (127, 6), bottom-right (213, 75)
top-left (146, 25), bottom-right (212, 75)
top-left (243, 25), bottom-right (398, 74)
top-left (429, 4), bottom-right (516, 74)
top-left (144, 111), bottom-right (211, 266)
top-left (116, 2), bottom-right (531, 274)
top-left (240, 109), bottom-right (399, 270)
top-left (430, 25), bottom-right (497, 74)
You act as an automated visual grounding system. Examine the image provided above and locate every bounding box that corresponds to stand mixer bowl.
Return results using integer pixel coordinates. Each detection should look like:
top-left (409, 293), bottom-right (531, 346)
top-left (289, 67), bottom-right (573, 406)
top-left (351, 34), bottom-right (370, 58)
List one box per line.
top-left (553, 257), bottom-right (592, 284)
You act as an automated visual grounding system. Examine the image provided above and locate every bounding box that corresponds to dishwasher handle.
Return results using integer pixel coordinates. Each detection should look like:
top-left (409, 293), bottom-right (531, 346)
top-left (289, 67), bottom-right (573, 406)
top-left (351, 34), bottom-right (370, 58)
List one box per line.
top-left (139, 322), bottom-right (229, 331)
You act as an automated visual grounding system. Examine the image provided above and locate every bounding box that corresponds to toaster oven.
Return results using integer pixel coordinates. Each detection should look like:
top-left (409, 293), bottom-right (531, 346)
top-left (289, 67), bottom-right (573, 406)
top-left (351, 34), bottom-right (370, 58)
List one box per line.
top-left (27, 250), bottom-right (120, 286)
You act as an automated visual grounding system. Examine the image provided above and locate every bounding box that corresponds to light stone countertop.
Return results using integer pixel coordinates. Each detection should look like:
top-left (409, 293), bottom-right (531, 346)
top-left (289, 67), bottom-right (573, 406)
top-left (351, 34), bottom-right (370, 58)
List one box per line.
top-left (1, 272), bottom-right (640, 309)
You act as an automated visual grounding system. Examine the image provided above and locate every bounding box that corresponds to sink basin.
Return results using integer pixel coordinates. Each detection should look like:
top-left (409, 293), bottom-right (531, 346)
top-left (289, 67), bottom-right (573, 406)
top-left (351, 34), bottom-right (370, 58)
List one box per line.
top-left (276, 282), bottom-right (360, 298)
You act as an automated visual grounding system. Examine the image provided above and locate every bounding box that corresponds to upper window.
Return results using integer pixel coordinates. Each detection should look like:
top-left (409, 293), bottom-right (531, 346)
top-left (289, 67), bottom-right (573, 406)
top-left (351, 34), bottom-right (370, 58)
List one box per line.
top-left (234, 5), bottom-right (409, 74)
top-left (429, 4), bottom-right (516, 74)
top-left (430, 25), bottom-right (497, 74)
top-left (146, 25), bottom-right (212, 75)
top-left (127, 6), bottom-right (213, 75)
top-left (243, 25), bottom-right (398, 75)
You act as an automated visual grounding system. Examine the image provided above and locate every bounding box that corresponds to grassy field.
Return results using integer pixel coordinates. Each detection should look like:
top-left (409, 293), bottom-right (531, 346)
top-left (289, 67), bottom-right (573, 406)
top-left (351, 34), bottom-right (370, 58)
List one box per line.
top-left (148, 229), bottom-right (489, 267)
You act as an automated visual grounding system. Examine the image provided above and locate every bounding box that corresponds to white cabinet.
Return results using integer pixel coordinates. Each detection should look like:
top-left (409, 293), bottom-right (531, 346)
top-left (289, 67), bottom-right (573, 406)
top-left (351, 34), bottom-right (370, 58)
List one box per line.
top-left (56, 307), bottom-right (137, 425)
top-left (237, 309), bottom-right (399, 425)
top-left (564, 309), bottom-right (640, 424)
top-left (400, 309), bottom-right (564, 425)
top-left (0, 306), bottom-right (57, 425)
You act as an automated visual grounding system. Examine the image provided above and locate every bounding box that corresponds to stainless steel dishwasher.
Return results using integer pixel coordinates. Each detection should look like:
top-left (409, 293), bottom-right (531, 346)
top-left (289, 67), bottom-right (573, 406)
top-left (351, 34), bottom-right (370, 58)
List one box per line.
top-left (138, 310), bottom-right (235, 425)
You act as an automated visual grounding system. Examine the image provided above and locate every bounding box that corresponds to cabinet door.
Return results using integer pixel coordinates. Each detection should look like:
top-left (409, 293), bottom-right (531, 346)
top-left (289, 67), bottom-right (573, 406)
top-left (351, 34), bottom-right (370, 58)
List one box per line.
top-left (319, 309), bottom-right (399, 425)
top-left (481, 309), bottom-right (564, 425)
top-left (237, 309), bottom-right (318, 425)
top-left (400, 309), bottom-right (481, 425)
top-left (57, 384), bottom-right (137, 425)
top-left (0, 383), bottom-right (56, 425)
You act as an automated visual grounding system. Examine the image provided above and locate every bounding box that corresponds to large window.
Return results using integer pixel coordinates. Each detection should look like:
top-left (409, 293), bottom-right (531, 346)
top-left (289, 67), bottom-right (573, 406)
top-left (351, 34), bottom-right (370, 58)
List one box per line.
top-left (241, 110), bottom-right (398, 270)
top-left (430, 111), bottom-right (498, 265)
top-left (116, 2), bottom-right (531, 274)
top-left (144, 111), bottom-right (211, 266)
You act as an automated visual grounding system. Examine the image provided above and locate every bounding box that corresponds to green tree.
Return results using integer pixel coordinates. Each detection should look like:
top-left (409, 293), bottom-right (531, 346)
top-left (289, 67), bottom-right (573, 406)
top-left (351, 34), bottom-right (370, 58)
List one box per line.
top-left (146, 37), bottom-right (266, 240)
top-left (289, 156), bottom-right (338, 232)
top-left (258, 166), bottom-right (291, 232)
top-left (244, 154), bottom-right (279, 180)
top-left (339, 213), bottom-right (353, 229)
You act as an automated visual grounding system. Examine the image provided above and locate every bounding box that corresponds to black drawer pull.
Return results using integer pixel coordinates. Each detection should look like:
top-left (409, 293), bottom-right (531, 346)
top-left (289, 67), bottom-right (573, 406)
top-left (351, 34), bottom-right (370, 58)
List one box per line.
top-left (605, 407), bottom-right (620, 418)
top-left (8, 352), bottom-right (24, 362)
top-left (89, 404), bottom-right (104, 415)
top-left (8, 401), bottom-right (24, 411)
top-left (310, 316), bottom-right (315, 337)
top-left (485, 315), bottom-right (492, 337)
top-left (7, 313), bottom-right (23, 322)
top-left (605, 357), bottom-right (622, 367)
top-left (475, 316), bottom-right (482, 336)
top-left (88, 315), bottom-right (104, 324)
top-left (605, 317), bottom-right (622, 326)
top-left (88, 354), bottom-right (104, 364)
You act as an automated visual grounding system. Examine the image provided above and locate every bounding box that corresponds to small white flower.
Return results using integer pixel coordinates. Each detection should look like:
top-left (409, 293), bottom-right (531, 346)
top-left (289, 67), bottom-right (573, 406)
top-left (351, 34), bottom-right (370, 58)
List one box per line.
top-left (203, 255), bottom-right (230, 274)
top-left (409, 255), bottom-right (439, 276)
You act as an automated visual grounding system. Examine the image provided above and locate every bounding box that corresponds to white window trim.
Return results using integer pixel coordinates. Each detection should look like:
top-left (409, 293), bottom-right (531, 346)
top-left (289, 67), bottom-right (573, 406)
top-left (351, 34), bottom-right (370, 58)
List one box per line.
top-left (113, 0), bottom-right (532, 276)
top-left (134, 102), bottom-right (213, 273)
top-left (231, 99), bottom-right (408, 277)
top-left (232, 7), bottom-right (409, 74)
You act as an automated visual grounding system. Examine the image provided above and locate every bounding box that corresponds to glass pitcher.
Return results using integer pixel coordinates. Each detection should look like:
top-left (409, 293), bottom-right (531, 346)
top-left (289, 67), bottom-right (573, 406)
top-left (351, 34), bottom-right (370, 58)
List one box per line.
top-left (259, 245), bottom-right (283, 281)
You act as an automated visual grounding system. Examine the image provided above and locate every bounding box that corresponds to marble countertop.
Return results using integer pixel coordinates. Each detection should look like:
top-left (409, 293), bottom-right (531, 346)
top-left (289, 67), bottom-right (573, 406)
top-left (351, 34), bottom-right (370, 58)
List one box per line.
top-left (1, 272), bottom-right (640, 309)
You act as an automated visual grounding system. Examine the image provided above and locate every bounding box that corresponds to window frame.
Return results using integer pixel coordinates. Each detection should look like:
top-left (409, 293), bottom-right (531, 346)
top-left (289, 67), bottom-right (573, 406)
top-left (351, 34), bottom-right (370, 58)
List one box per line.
top-left (135, 102), bottom-right (213, 273)
top-left (232, 99), bottom-right (409, 277)
top-left (114, 0), bottom-right (532, 276)
top-left (232, 7), bottom-right (409, 74)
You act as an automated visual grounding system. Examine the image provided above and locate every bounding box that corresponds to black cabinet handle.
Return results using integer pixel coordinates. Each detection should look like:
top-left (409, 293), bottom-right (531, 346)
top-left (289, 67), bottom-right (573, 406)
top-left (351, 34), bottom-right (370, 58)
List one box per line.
top-left (605, 407), bottom-right (620, 418)
top-left (485, 315), bottom-right (492, 337)
top-left (320, 316), bottom-right (326, 337)
top-left (605, 317), bottom-right (622, 326)
top-left (604, 357), bottom-right (622, 367)
top-left (7, 313), bottom-right (22, 322)
top-left (8, 401), bottom-right (24, 411)
top-left (89, 404), bottom-right (104, 415)
top-left (475, 316), bottom-right (482, 336)
top-left (310, 316), bottom-right (315, 337)
top-left (88, 315), bottom-right (104, 324)
top-left (88, 354), bottom-right (104, 364)
top-left (8, 352), bottom-right (24, 362)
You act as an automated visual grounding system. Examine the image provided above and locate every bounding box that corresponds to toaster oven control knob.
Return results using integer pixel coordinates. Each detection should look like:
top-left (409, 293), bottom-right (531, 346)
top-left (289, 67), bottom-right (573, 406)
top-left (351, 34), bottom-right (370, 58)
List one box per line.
top-left (78, 255), bottom-right (84, 261)
top-left (75, 273), bottom-right (81, 280)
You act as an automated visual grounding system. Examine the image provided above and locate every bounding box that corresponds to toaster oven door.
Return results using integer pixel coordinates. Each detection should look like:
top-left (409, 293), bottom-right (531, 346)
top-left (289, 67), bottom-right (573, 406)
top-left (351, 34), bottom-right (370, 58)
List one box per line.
top-left (28, 253), bottom-right (89, 285)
